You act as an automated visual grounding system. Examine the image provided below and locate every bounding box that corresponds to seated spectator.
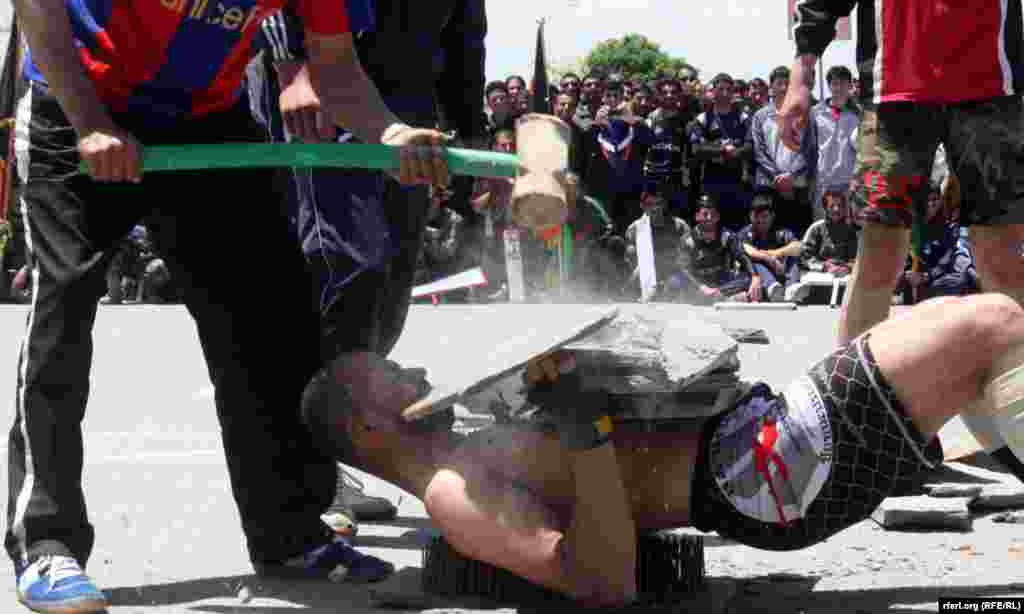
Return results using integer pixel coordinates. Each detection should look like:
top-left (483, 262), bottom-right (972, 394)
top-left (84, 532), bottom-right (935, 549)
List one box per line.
top-left (417, 186), bottom-right (471, 302)
top-left (801, 190), bottom-right (858, 274)
top-left (102, 224), bottom-right (171, 304)
top-left (623, 185), bottom-right (691, 300)
top-left (673, 194), bottom-right (760, 304)
top-left (786, 190), bottom-right (860, 303)
top-left (470, 113), bottom-right (518, 301)
top-left (737, 195), bottom-right (802, 302)
top-left (898, 183), bottom-right (980, 304)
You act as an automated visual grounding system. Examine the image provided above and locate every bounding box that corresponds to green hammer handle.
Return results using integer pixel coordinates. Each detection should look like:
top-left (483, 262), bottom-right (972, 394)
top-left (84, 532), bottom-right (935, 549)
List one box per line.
top-left (78, 143), bottom-right (520, 179)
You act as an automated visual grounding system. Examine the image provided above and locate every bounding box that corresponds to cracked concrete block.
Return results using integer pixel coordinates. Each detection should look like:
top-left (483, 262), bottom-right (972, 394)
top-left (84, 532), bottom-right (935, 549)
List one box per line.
top-left (870, 496), bottom-right (973, 531)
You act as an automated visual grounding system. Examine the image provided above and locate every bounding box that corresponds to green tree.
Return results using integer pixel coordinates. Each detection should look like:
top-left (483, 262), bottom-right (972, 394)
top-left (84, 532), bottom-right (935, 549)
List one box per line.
top-left (581, 34), bottom-right (690, 82)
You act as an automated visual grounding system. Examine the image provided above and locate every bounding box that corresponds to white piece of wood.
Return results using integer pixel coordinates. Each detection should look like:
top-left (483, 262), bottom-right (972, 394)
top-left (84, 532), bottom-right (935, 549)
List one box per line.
top-left (412, 267), bottom-right (488, 299)
top-left (503, 227), bottom-right (526, 303)
top-left (636, 213), bottom-right (657, 303)
top-left (713, 302), bottom-right (798, 311)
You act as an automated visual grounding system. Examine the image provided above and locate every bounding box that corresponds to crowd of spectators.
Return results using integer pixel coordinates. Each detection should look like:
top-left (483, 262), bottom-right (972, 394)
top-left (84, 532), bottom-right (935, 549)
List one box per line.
top-left (0, 62), bottom-right (985, 308)
top-left (414, 63), bottom-right (985, 307)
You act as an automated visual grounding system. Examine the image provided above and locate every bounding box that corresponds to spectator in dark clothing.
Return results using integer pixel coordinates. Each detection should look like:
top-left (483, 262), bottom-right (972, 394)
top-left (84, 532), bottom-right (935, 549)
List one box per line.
top-left (737, 195), bottom-right (802, 302)
top-left (485, 81), bottom-right (513, 133)
top-left (624, 186), bottom-right (691, 300)
top-left (750, 66), bottom-right (816, 237)
top-left (102, 225), bottom-right (171, 305)
top-left (801, 190), bottom-right (859, 276)
top-left (748, 78), bottom-right (770, 111)
top-left (689, 73), bottom-right (754, 231)
top-left (675, 195), bottom-right (761, 304)
top-left (632, 85), bottom-right (657, 119)
top-left (573, 71), bottom-right (606, 133)
top-left (553, 93), bottom-right (588, 181)
top-left (898, 185), bottom-right (980, 304)
top-left (644, 78), bottom-right (694, 220)
top-left (506, 75), bottom-right (527, 101)
top-left (560, 72), bottom-right (582, 101)
top-left (584, 82), bottom-right (653, 233)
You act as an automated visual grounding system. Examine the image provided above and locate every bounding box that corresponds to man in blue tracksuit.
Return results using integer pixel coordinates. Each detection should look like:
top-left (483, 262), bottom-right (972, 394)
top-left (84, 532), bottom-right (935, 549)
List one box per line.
top-left (248, 0), bottom-right (488, 523)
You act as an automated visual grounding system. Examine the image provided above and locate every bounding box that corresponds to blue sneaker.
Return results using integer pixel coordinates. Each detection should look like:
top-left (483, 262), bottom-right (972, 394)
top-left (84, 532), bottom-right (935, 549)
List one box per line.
top-left (16, 555), bottom-right (107, 614)
top-left (257, 536), bottom-right (394, 584)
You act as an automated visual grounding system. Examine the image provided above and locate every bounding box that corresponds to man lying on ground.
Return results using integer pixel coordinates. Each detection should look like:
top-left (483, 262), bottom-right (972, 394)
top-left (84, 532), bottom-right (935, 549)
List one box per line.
top-left (302, 293), bottom-right (1024, 609)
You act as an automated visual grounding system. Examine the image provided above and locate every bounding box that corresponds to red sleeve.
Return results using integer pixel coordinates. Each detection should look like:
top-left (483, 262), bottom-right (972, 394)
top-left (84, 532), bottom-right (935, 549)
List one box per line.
top-left (293, 0), bottom-right (350, 35)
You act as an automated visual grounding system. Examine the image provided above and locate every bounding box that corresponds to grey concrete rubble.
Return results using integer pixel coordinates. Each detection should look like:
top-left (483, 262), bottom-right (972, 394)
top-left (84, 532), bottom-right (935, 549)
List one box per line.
top-left (870, 496), bottom-right (974, 531)
top-left (971, 485), bottom-right (1024, 510)
top-left (923, 483), bottom-right (985, 498)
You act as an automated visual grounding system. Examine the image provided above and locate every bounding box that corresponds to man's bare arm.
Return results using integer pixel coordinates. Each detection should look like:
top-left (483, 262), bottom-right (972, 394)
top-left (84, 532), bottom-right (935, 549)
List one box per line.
top-left (14, 0), bottom-right (115, 134)
top-left (302, 32), bottom-right (404, 145)
top-left (558, 444), bottom-right (637, 607)
top-left (15, 0), bottom-right (142, 181)
top-left (766, 240), bottom-right (804, 259)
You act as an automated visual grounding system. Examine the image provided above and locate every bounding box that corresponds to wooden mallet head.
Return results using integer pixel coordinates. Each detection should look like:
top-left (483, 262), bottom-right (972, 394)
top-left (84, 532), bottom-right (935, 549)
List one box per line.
top-left (511, 113), bottom-right (571, 229)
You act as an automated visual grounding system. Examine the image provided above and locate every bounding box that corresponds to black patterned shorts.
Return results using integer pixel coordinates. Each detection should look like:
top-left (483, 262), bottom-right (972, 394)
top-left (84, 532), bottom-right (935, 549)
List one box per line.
top-left (690, 334), bottom-right (944, 551)
top-left (852, 97), bottom-right (1024, 227)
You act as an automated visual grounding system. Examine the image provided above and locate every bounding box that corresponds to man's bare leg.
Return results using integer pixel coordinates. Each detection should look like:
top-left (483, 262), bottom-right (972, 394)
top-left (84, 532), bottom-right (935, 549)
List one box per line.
top-left (866, 293), bottom-right (1024, 440)
top-left (838, 224), bottom-right (909, 346)
top-left (963, 225), bottom-right (1024, 461)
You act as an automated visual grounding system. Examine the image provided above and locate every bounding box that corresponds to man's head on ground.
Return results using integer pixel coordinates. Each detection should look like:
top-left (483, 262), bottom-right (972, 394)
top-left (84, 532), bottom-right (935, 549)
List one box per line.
top-left (553, 92), bottom-right (578, 123)
top-left (769, 66), bottom-right (790, 106)
top-left (822, 190), bottom-right (851, 224)
top-left (750, 194), bottom-right (775, 237)
top-left (486, 81), bottom-right (511, 114)
top-left (710, 73), bottom-right (734, 109)
top-left (695, 194), bottom-right (721, 239)
top-left (749, 78), bottom-right (769, 108)
top-left (827, 66), bottom-right (854, 108)
top-left (506, 75), bottom-right (527, 100)
top-left (560, 73), bottom-right (581, 99)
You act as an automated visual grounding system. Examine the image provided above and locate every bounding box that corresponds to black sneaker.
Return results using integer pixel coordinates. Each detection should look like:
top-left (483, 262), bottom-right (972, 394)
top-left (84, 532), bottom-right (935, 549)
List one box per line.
top-left (337, 466), bottom-right (398, 522)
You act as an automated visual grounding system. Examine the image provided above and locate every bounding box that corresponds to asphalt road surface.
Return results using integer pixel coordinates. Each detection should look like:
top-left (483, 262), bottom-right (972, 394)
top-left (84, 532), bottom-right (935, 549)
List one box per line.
top-left (0, 303), bottom-right (1020, 613)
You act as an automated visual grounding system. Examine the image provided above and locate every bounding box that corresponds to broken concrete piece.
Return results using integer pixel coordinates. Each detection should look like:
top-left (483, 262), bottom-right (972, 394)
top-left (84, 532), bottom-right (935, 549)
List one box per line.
top-left (992, 511), bottom-right (1024, 524)
top-left (566, 311), bottom-right (739, 389)
top-left (870, 496), bottom-right (973, 531)
top-left (972, 485), bottom-right (1024, 510)
top-left (924, 484), bottom-right (984, 499)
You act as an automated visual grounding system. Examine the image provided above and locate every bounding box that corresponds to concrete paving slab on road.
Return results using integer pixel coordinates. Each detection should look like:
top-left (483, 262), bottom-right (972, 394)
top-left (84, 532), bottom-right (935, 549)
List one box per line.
top-left (0, 303), bottom-right (1018, 614)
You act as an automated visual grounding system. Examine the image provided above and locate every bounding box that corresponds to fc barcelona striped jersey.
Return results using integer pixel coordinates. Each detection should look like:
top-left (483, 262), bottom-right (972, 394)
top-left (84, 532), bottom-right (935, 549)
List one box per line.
top-left (23, 0), bottom-right (361, 121)
top-left (793, 0), bottom-right (1024, 105)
